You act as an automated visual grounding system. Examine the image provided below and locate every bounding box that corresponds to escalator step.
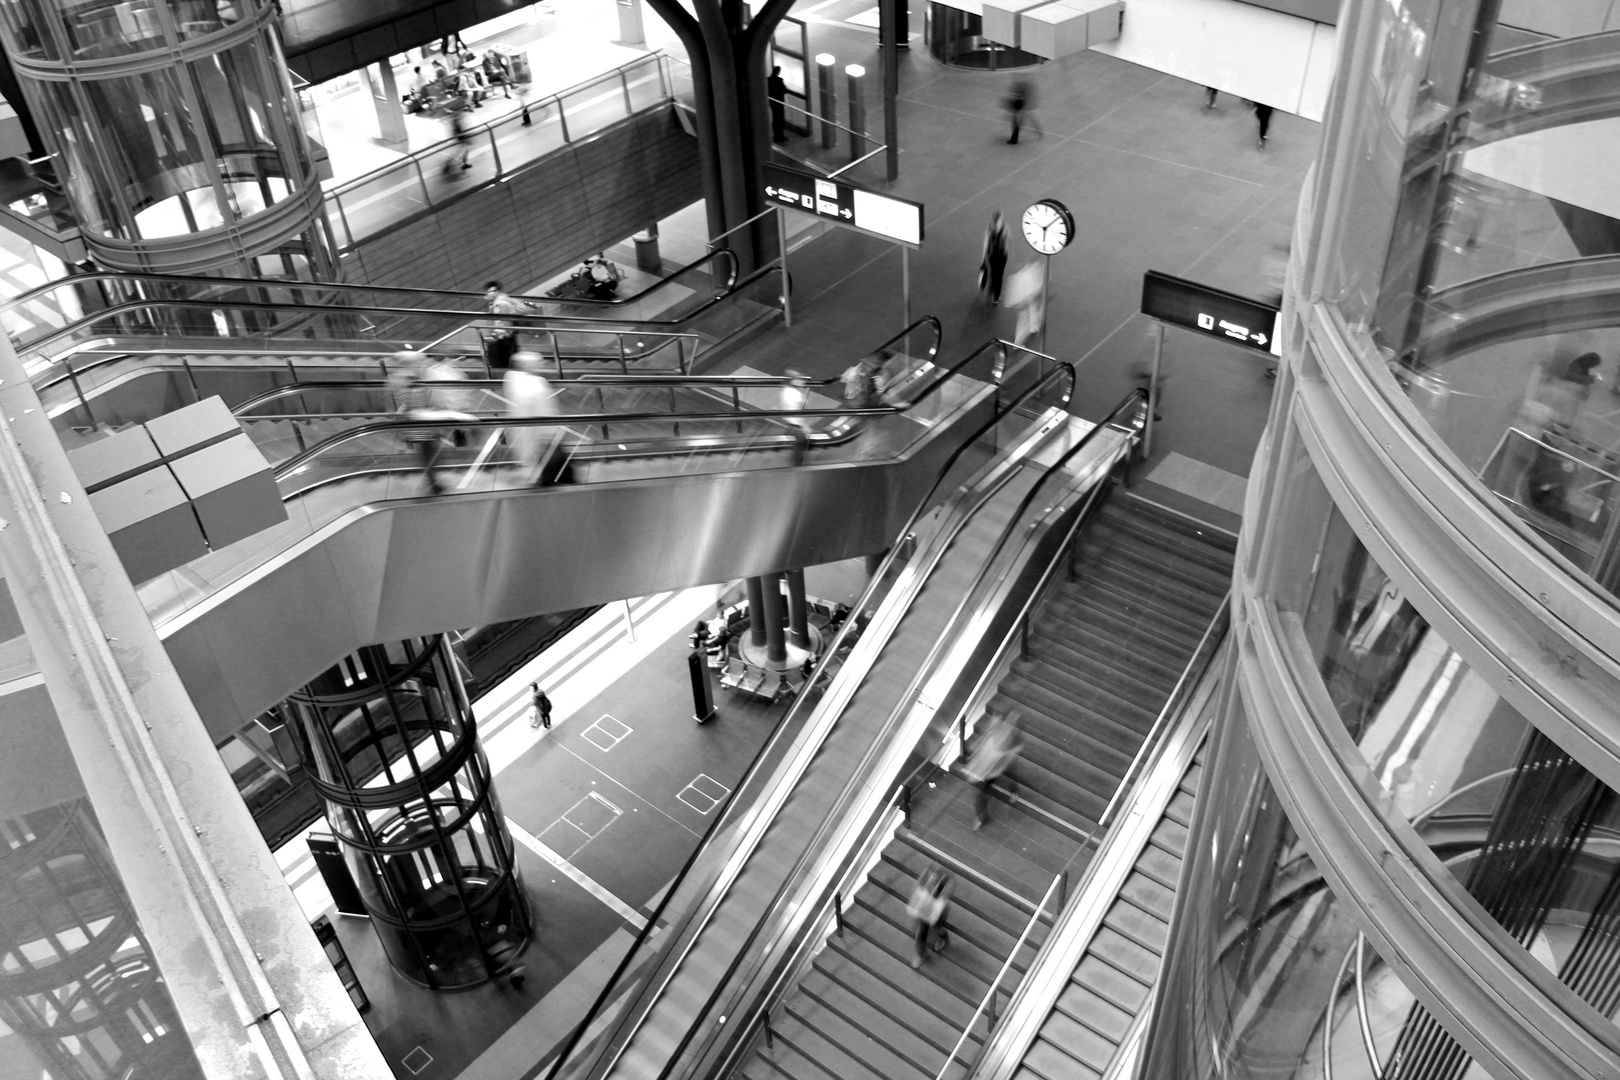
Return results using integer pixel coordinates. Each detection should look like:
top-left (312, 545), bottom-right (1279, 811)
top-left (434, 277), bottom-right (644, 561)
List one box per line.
top-left (1151, 816), bottom-right (1189, 860)
top-left (1053, 982), bottom-right (1133, 1042)
top-left (1136, 844), bottom-right (1183, 891)
top-left (1164, 788), bottom-right (1197, 828)
top-left (1102, 899), bottom-right (1168, 955)
top-left (1019, 1038), bottom-right (1103, 1080)
top-left (1088, 927), bottom-right (1160, 985)
top-left (1035, 1011), bottom-right (1119, 1072)
top-left (1119, 872), bottom-right (1175, 922)
top-left (1074, 955), bottom-right (1149, 1014)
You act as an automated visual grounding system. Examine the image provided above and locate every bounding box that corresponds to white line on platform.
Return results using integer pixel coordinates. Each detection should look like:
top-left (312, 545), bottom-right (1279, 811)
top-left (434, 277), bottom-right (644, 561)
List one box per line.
top-left (507, 817), bottom-right (647, 931)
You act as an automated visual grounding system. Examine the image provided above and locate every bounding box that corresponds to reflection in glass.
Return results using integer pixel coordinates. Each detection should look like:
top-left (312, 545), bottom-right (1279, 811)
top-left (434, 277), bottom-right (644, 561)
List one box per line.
top-left (1298, 504), bottom-right (1620, 1035)
top-left (0, 800), bottom-right (205, 1080)
top-left (281, 636), bottom-right (530, 991)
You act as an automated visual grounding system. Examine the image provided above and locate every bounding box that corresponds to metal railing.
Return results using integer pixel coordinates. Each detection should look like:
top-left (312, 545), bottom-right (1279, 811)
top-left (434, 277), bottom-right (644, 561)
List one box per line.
top-left (933, 873), bottom-right (1067, 1080)
top-left (322, 53), bottom-right (675, 249)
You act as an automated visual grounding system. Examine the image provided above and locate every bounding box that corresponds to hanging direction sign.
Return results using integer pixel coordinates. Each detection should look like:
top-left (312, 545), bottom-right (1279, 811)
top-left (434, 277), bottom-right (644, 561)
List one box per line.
top-left (1141, 270), bottom-right (1282, 356)
top-left (763, 162), bottom-right (924, 247)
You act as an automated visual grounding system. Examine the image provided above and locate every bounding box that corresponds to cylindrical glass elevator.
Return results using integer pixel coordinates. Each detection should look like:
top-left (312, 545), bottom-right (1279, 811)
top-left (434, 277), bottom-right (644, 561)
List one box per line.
top-left (282, 635), bottom-right (530, 991)
top-left (0, 0), bottom-right (335, 278)
top-left (1144, 2), bottom-right (1620, 1078)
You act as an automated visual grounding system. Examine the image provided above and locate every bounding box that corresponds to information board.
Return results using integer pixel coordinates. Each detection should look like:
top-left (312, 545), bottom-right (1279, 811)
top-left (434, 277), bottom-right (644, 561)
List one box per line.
top-left (763, 163), bottom-right (924, 247)
top-left (1141, 270), bottom-right (1281, 356)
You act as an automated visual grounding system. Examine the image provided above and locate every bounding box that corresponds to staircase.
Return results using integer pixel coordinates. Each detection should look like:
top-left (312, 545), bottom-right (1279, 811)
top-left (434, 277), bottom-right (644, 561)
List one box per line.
top-left (730, 490), bottom-right (1232, 1080)
top-left (741, 828), bottom-right (1054, 1080)
top-left (986, 492), bottom-right (1232, 840)
top-left (1012, 749), bottom-right (1204, 1080)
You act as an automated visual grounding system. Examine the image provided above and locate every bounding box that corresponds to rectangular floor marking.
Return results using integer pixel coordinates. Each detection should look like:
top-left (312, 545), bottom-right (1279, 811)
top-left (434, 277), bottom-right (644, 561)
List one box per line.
top-left (582, 712), bottom-right (633, 751)
top-left (506, 817), bottom-right (647, 930)
top-left (676, 773), bottom-right (731, 814)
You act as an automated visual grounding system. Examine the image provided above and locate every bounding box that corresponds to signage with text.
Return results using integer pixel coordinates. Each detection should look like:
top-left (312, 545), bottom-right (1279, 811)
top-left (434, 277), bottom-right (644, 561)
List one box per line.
top-left (1141, 270), bottom-right (1281, 356)
top-left (763, 163), bottom-right (924, 247)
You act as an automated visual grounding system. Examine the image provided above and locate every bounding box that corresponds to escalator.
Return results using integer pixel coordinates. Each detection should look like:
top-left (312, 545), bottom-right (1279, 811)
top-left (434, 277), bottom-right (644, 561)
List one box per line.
top-left (546, 381), bottom-right (1137, 1080)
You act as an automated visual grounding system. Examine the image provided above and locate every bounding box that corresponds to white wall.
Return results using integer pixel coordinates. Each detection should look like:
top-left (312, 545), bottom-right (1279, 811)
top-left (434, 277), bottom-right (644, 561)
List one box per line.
top-left (1091, 0), bottom-right (1338, 121)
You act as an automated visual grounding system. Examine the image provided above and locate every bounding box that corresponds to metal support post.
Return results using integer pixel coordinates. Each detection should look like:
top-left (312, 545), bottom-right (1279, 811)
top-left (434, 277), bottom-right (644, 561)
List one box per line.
top-left (901, 246), bottom-right (912, 328)
top-left (846, 65), bottom-right (866, 161)
top-left (777, 207), bottom-right (793, 328)
top-left (1039, 253), bottom-right (1051, 355)
top-left (817, 54), bottom-right (838, 149)
top-left (1146, 320), bottom-right (1164, 459)
top-left (882, 0), bottom-right (900, 180)
top-left (835, 892), bottom-right (845, 937)
top-left (764, 1010), bottom-right (775, 1048)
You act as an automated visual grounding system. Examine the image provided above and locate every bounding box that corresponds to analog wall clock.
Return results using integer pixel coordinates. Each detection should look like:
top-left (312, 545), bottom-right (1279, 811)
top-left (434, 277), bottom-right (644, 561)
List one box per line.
top-left (1021, 198), bottom-right (1075, 255)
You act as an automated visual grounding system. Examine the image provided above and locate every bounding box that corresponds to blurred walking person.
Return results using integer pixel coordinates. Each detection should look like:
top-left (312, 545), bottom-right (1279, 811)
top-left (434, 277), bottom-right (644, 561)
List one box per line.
top-left (504, 351), bottom-right (562, 484)
top-left (1253, 101), bottom-right (1274, 149)
top-left (965, 709), bottom-right (1023, 830)
top-left (979, 211), bottom-right (1010, 305)
top-left (390, 351), bottom-right (450, 494)
top-left (529, 683), bottom-right (552, 729)
top-left (1003, 262), bottom-right (1046, 348)
top-left (906, 865), bottom-right (953, 968)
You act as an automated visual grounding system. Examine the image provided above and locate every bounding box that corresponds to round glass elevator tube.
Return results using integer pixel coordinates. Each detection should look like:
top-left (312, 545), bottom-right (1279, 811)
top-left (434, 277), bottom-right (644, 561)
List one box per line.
top-left (0, 800), bottom-right (205, 1080)
top-left (0, 0), bottom-right (336, 278)
top-left (283, 635), bottom-right (531, 991)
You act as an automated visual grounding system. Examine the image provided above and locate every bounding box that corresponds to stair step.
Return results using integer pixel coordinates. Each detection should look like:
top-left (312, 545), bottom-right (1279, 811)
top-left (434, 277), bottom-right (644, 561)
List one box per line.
top-left (1073, 954), bottom-right (1149, 1014)
top-left (803, 961), bottom-right (965, 1057)
top-left (1020, 1038), bottom-right (1103, 1080)
top-left (1103, 898), bottom-right (1169, 955)
top-left (1119, 872), bottom-right (1175, 922)
top-left (1024, 636), bottom-right (1180, 715)
top-left (1001, 751), bottom-right (1111, 827)
top-left (782, 995), bottom-right (932, 1080)
top-left (1009, 660), bottom-right (1158, 731)
top-left (1150, 816), bottom-right (1189, 860)
top-left (1053, 982), bottom-right (1134, 1042)
top-left (987, 695), bottom-right (1135, 775)
top-left (1034, 1010), bottom-right (1119, 1073)
top-left (823, 925), bottom-right (978, 1026)
top-left (993, 677), bottom-right (1148, 758)
top-left (1073, 536), bottom-right (1230, 602)
top-left (1089, 926), bottom-right (1160, 985)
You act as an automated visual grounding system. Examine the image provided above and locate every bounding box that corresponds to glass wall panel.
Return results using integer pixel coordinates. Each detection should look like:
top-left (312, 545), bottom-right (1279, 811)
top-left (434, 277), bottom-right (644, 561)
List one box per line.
top-left (1292, 503), bottom-right (1620, 1032)
top-left (1143, 697), bottom-right (1484, 1080)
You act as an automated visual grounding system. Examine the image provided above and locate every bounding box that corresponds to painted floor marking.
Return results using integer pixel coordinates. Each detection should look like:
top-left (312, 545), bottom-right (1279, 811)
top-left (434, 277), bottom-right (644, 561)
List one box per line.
top-left (506, 816), bottom-right (647, 930)
top-left (402, 1047), bottom-right (433, 1075)
top-left (582, 713), bottom-right (633, 751)
top-left (676, 773), bottom-right (731, 814)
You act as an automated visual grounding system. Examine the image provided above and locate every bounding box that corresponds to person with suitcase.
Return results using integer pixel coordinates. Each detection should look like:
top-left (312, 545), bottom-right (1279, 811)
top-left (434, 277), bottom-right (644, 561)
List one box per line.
top-left (530, 684), bottom-right (552, 730)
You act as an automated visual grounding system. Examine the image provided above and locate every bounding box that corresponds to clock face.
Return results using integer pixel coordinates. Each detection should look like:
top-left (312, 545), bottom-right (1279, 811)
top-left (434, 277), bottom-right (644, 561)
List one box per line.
top-left (1021, 199), bottom-right (1073, 255)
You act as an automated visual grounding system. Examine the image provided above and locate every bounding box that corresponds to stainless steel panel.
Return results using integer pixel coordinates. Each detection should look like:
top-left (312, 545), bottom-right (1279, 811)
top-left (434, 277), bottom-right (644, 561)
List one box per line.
top-left (161, 392), bottom-right (1001, 733)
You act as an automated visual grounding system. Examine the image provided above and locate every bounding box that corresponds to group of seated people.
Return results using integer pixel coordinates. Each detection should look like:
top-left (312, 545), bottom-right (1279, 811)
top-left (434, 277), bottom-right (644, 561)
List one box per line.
top-left (547, 253), bottom-right (626, 300)
top-left (404, 47), bottom-right (518, 115)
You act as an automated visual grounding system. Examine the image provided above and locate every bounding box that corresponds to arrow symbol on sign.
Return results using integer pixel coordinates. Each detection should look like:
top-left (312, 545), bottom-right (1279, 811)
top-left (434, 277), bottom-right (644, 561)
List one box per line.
top-left (766, 186), bottom-right (776, 196)
top-left (1253, 333), bottom-right (1267, 345)
top-left (841, 208), bottom-right (853, 219)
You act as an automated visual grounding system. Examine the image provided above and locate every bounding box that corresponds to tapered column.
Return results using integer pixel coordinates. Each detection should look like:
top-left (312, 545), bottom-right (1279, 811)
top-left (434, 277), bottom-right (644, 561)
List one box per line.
top-left (786, 568), bottom-right (810, 648)
top-left (761, 571), bottom-right (789, 663)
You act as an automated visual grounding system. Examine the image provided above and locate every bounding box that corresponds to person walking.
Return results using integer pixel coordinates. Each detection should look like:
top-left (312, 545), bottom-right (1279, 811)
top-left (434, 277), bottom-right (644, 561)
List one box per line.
top-left (391, 351), bottom-right (449, 494)
top-left (1202, 86), bottom-right (1218, 111)
top-left (484, 280), bottom-right (530, 367)
top-left (1004, 79), bottom-right (1042, 144)
top-left (767, 65), bottom-right (789, 144)
top-left (965, 710), bottom-right (1023, 830)
top-left (1253, 101), bottom-right (1274, 149)
top-left (503, 351), bottom-right (562, 484)
top-left (1003, 261), bottom-right (1046, 348)
top-left (906, 865), bottom-right (953, 968)
top-left (530, 683), bottom-right (552, 729)
top-left (979, 211), bottom-right (1010, 305)
top-left (445, 106), bottom-right (473, 173)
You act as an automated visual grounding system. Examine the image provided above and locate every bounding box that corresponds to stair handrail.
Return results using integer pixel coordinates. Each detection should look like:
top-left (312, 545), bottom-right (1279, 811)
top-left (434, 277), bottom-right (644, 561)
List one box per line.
top-left (932, 871), bottom-right (1067, 1080)
top-left (537, 347), bottom-right (1071, 1080)
top-left (936, 389), bottom-right (1148, 770)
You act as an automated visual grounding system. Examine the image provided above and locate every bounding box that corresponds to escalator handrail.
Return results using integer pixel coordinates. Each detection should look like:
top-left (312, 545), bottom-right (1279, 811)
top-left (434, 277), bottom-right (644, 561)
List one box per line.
top-left (269, 331), bottom-right (1006, 483)
top-left (542, 347), bottom-right (1073, 1080)
top-left (227, 313), bottom-right (944, 416)
top-left (16, 254), bottom-right (756, 369)
top-left (0, 248), bottom-right (739, 320)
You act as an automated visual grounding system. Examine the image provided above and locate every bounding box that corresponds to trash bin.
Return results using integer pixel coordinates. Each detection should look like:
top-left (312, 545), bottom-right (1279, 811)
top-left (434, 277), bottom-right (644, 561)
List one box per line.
top-left (494, 44), bottom-right (531, 85)
top-left (633, 227), bottom-right (661, 272)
